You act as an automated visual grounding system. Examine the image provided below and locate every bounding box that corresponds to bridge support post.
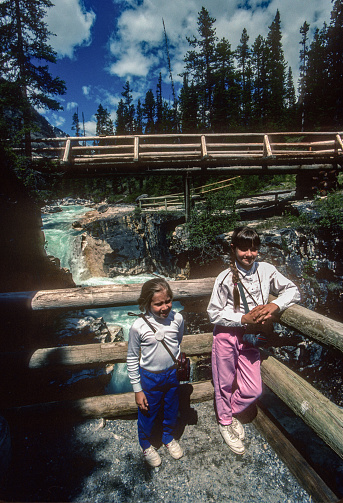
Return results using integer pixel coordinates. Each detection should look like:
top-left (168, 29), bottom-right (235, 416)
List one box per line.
top-left (184, 171), bottom-right (191, 222)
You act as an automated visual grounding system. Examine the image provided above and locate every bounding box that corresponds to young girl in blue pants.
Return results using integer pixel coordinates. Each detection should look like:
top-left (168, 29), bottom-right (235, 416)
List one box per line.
top-left (207, 226), bottom-right (300, 455)
top-left (127, 278), bottom-right (184, 467)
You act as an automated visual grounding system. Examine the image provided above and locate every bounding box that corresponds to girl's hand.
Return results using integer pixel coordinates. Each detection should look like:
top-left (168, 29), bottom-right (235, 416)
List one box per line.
top-left (135, 391), bottom-right (149, 411)
top-left (242, 303), bottom-right (279, 325)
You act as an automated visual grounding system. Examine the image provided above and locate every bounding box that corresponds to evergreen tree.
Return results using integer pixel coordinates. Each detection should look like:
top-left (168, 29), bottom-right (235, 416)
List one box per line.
top-left (298, 21), bottom-right (310, 130)
top-left (135, 99), bottom-right (143, 134)
top-left (264, 10), bottom-right (287, 128)
top-left (155, 73), bottom-right (163, 133)
top-left (115, 81), bottom-right (135, 134)
top-left (95, 103), bottom-right (114, 136)
top-left (178, 74), bottom-right (198, 132)
top-left (183, 7), bottom-right (218, 129)
top-left (143, 89), bottom-right (156, 133)
top-left (0, 0), bottom-right (66, 154)
top-left (212, 37), bottom-right (240, 131)
top-left (115, 99), bottom-right (126, 134)
top-left (326, 0), bottom-right (343, 125)
top-left (251, 35), bottom-right (266, 128)
top-left (71, 110), bottom-right (80, 136)
top-left (235, 28), bottom-right (253, 127)
top-left (285, 67), bottom-right (297, 128)
top-left (303, 26), bottom-right (328, 129)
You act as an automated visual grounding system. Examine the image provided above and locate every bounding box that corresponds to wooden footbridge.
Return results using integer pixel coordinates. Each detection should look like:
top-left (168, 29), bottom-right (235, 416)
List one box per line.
top-left (31, 131), bottom-right (343, 175)
top-left (1, 280), bottom-right (343, 502)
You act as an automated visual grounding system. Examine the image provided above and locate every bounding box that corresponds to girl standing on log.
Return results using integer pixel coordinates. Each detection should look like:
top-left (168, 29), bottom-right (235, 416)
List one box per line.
top-left (127, 278), bottom-right (184, 467)
top-left (207, 226), bottom-right (300, 454)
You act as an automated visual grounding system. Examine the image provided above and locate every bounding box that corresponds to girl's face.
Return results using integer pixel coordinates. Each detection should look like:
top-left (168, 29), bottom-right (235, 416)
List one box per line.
top-left (150, 289), bottom-right (172, 319)
top-left (232, 243), bottom-right (258, 270)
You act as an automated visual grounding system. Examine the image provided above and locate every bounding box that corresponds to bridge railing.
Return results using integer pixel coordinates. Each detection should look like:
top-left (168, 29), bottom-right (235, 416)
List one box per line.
top-left (28, 132), bottom-right (343, 168)
top-left (1, 279), bottom-right (342, 465)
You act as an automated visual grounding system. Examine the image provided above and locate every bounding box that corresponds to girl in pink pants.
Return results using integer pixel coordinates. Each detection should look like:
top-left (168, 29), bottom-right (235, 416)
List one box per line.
top-left (207, 227), bottom-right (300, 455)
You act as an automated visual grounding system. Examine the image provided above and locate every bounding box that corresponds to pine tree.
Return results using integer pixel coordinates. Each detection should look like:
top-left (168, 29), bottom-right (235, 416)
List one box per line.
top-left (155, 73), bottom-right (163, 133)
top-left (251, 35), bottom-right (266, 129)
top-left (183, 7), bottom-right (218, 129)
top-left (143, 89), bottom-right (156, 133)
top-left (285, 67), bottom-right (297, 128)
top-left (236, 28), bottom-right (253, 127)
top-left (0, 0), bottom-right (66, 154)
top-left (326, 0), bottom-right (343, 125)
top-left (71, 110), bottom-right (80, 137)
top-left (115, 81), bottom-right (135, 134)
top-left (303, 26), bottom-right (328, 129)
top-left (212, 37), bottom-right (239, 131)
top-left (95, 103), bottom-right (114, 136)
top-left (178, 74), bottom-right (198, 133)
top-left (298, 21), bottom-right (310, 130)
top-left (115, 99), bottom-right (126, 134)
top-left (135, 99), bottom-right (143, 134)
top-left (264, 10), bottom-right (287, 128)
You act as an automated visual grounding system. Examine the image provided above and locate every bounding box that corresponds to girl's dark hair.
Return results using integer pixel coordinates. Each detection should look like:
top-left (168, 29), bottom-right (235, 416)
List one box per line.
top-left (230, 227), bottom-right (260, 310)
top-left (138, 278), bottom-right (173, 313)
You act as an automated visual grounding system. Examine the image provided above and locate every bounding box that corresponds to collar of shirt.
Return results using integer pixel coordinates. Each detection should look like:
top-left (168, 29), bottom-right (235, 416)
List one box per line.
top-left (236, 261), bottom-right (258, 279)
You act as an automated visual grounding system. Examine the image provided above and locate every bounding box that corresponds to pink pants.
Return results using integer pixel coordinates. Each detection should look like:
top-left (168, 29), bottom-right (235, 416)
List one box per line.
top-left (212, 326), bottom-right (262, 425)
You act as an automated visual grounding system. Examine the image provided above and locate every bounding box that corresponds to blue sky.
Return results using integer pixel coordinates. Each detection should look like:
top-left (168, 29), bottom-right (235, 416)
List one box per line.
top-left (42, 0), bottom-right (333, 136)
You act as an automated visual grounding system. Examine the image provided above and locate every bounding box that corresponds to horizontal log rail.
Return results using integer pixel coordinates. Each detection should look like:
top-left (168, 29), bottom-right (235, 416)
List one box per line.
top-left (3, 355), bottom-right (343, 461)
top-left (1, 279), bottom-right (343, 353)
top-left (25, 131), bottom-right (343, 174)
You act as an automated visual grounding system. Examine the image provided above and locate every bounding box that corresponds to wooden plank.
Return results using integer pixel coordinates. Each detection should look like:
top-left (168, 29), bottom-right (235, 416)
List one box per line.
top-left (134, 136), bottom-right (139, 161)
top-left (62, 139), bottom-right (71, 163)
top-left (263, 135), bottom-right (273, 157)
top-left (336, 134), bottom-right (343, 152)
top-left (201, 135), bottom-right (208, 158)
top-left (253, 403), bottom-right (339, 503)
top-left (260, 353), bottom-right (343, 459)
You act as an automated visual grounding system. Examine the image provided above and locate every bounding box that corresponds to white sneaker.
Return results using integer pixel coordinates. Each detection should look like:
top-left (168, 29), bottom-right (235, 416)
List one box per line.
top-left (231, 417), bottom-right (245, 440)
top-left (143, 445), bottom-right (161, 467)
top-left (165, 439), bottom-right (184, 459)
top-left (219, 424), bottom-right (245, 455)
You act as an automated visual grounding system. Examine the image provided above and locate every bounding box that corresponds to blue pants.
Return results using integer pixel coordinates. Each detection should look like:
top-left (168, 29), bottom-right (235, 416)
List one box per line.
top-left (138, 366), bottom-right (179, 450)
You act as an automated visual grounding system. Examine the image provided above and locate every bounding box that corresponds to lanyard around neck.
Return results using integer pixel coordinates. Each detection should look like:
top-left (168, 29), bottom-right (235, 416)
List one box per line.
top-left (238, 270), bottom-right (265, 306)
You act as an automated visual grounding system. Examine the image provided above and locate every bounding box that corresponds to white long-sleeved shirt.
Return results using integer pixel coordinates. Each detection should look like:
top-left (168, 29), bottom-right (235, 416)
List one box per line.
top-left (127, 310), bottom-right (184, 392)
top-left (207, 261), bottom-right (300, 327)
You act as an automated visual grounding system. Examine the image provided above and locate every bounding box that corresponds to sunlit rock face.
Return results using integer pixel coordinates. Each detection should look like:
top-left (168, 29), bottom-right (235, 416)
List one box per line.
top-left (75, 209), bottom-right (186, 278)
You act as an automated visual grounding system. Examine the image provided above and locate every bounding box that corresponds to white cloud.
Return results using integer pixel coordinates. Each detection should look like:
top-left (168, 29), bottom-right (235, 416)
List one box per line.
top-left (46, 0), bottom-right (96, 58)
top-left (66, 101), bottom-right (79, 111)
top-left (82, 86), bottom-right (91, 97)
top-left (84, 119), bottom-right (97, 136)
top-left (107, 0), bottom-right (332, 88)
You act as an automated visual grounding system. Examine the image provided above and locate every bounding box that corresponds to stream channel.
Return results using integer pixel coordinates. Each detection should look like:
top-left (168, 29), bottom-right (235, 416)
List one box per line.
top-left (42, 202), bottom-right (184, 394)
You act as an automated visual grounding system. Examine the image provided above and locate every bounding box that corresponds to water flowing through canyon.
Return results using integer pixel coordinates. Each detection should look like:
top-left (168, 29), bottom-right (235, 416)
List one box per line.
top-left (41, 203), bottom-right (183, 393)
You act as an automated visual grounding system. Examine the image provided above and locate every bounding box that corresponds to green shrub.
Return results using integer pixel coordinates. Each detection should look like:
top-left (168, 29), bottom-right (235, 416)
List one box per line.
top-left (186, 189), bottom-right (239, 263)
top-left (314, 191), bottom-right (343, 230)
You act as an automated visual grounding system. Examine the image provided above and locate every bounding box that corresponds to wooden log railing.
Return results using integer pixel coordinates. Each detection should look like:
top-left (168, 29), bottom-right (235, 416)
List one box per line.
top-left (4, 338), bottom-right (343, 461)
top-left (26, 131), bottom-right (343, 174)
top-left (1, 278), bottom-right (343, 459)
top-left (1, 279), bottom-right (342, 353)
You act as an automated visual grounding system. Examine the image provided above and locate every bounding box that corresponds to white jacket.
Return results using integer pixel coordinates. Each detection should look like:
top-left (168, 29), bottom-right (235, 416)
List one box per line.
top-left (127, 310), bottom-right (184, 392)
top-left (207, 261), bottom-right (300, 327)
